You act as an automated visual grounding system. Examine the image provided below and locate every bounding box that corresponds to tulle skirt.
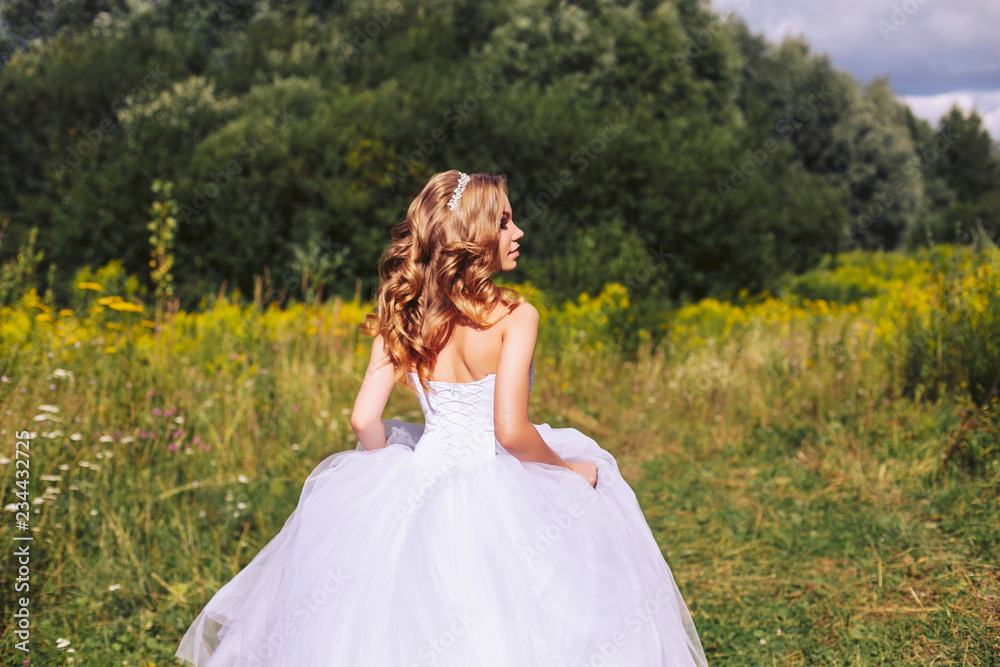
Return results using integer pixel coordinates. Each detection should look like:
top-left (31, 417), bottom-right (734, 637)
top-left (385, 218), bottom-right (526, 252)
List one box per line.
top-left (175, 420), bottom-right (708, 666)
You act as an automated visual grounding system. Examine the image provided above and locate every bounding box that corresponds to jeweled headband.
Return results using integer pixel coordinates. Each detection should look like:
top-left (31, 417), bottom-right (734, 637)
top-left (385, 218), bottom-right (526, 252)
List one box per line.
top-left (446, 172), bottom-right (471, 211)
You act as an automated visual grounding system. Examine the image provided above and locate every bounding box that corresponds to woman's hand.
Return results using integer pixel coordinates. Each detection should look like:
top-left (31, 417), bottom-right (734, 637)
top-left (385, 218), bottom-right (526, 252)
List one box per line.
top-left (566, 460), bottom-right (598, 488)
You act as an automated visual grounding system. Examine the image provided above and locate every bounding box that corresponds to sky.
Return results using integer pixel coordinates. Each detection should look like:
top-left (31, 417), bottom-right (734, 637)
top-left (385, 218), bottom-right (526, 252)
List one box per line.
top-left (710, 0), bottom-right (1000, 141)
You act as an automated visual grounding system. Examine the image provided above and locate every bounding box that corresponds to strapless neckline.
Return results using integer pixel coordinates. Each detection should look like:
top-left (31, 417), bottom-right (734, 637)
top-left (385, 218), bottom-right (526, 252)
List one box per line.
top-left (407, 371), bottom-right (496, 386)
top-left (407, 359), bottom-right (533, 388)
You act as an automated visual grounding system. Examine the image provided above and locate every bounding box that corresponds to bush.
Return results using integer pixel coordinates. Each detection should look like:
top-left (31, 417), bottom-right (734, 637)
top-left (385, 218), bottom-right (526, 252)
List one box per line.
top-left (784, 263), bottom-right (887, 304)
top-left (907, 191), bottom-right (1000, 248)
top-left (892, 244), bottom-right (1000, 406)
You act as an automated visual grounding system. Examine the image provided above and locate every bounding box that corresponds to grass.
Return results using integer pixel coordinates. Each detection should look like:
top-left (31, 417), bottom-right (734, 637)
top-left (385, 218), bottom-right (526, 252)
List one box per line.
top-left (636, 400), bottom-right (999, 664)
top-left (529, 323), bottom-right (999, 664)
top-left (0, 249), bottom-right (998, 665)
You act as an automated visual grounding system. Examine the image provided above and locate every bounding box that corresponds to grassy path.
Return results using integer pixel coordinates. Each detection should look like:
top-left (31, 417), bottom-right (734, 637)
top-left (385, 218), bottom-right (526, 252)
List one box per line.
top-left (628, 397), bottom-right (999, 664)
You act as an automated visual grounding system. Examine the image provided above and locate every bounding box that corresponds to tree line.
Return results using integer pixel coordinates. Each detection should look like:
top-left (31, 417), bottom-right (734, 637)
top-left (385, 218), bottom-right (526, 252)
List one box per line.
top-left (1, 0), bottom-right (998, 323)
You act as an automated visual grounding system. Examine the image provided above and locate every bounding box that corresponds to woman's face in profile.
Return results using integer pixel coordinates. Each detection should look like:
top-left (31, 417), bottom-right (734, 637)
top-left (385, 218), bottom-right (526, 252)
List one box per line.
top-left (498, 193), bottom-right (523, 272)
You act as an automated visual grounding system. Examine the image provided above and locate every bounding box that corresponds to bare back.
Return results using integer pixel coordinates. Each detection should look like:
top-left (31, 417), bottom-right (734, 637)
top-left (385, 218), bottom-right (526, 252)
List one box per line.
top-left (410, 302), bottom-right (525, 383)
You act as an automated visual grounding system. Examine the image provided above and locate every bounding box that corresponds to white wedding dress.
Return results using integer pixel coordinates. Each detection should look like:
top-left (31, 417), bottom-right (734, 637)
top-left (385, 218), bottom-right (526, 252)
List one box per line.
top-left (176, 361), bottom-right (708, 666)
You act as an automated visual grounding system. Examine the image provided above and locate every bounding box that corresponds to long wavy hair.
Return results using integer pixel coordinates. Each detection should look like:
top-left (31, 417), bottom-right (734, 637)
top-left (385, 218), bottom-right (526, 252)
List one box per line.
top-left (359, 170), bottom-right (526, 393)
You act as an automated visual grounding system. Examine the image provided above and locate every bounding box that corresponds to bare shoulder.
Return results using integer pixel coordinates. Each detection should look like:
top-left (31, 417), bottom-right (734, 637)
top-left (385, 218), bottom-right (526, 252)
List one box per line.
top-left (509, 300), bottom-right (539, 321)
top-left (500, 301), bottom-right (539, 338)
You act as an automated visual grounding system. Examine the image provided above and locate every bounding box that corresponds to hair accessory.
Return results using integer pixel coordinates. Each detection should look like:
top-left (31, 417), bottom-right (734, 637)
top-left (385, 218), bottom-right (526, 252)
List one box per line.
top-left (447, 172), bottom-right (471, 211)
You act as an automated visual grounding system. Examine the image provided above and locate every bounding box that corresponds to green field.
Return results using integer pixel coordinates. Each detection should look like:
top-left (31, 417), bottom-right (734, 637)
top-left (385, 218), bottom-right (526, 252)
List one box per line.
top-left (1, 245), bottom-right (998, 665)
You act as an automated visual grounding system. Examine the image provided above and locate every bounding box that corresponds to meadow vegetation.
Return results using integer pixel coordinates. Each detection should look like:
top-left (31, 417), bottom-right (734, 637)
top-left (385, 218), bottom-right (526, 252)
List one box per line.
top-left (3, 0), bottom-right (1000, 663)
top-left (1, 240), bottom-right (997, 664)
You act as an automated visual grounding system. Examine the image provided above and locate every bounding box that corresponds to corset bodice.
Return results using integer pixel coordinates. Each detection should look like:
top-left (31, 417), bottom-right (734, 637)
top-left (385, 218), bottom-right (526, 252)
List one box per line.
top-left (407, 360), bottom-right (534, 467)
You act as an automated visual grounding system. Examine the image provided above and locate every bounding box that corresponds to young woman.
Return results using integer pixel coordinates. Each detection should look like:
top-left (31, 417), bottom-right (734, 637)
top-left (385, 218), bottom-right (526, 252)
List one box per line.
top-left (175, 170), bottom-right (708, 666)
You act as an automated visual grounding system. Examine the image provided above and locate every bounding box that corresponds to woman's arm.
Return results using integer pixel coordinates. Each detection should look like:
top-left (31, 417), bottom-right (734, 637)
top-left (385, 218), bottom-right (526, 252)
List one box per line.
top-left (350, 334), bottom-right (396, 450)
top-left (493, 303), bottom-right (572, 468)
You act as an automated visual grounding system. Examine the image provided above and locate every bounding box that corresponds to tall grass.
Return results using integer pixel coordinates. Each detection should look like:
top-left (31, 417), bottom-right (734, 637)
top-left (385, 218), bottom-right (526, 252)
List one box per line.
top-left (0, 244), bottom-right (997, 664)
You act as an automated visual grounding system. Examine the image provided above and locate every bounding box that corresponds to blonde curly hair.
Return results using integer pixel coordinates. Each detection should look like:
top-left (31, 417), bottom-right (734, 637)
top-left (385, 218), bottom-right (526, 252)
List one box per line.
top-left (359, 170), bottom-right (526, 393)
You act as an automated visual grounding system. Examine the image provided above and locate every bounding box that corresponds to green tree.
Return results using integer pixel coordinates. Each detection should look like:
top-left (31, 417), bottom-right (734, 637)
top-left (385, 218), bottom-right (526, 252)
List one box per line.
top-left (729, 30), bottom-right (925, 250)
top-left (837, 79), bottom-right (924, 249)
top-left (927, 106), bottom-right (1000, 203)
top-left (0, 0), bottom-right (933, 312)
top-left (0, 0), bottom-right (130, 44)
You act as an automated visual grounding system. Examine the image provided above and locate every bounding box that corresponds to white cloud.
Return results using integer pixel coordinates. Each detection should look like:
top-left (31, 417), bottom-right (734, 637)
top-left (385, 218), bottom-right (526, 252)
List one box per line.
top-left (712, 0), bottom-right (1000, 94)
top-left (900, 90), bottom-right (1000, 141)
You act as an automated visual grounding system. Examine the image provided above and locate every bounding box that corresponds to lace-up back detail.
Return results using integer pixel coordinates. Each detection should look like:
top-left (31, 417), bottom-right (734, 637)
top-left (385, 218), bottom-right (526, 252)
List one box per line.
top-left (407, 360), bottom-right (534, 467)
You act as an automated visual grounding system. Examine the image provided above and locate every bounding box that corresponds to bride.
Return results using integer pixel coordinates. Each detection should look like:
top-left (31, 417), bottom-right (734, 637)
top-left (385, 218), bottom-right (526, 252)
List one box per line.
top-left (175, 170), bottom-right (709, 666)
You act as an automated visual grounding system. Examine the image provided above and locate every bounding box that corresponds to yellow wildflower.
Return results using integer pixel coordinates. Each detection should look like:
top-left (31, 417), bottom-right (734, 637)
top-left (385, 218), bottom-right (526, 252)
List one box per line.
top-left (95, 296), bottom-right (144, 313)
top-left (110, 300), bottom-right (144, 313)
